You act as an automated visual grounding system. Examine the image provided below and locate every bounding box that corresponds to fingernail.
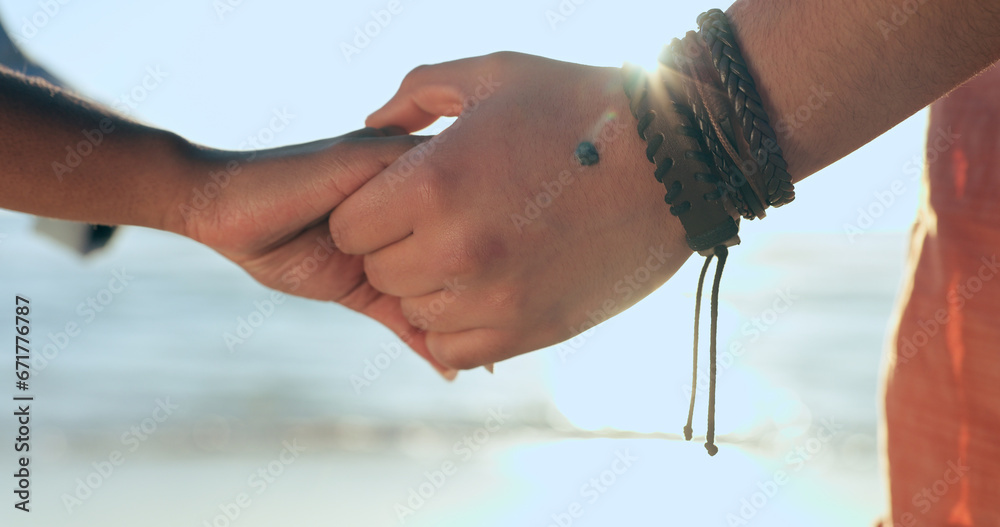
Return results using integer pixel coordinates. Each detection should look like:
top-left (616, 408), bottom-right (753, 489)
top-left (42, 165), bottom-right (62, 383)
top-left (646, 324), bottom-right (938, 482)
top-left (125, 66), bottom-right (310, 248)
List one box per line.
top-left (484, 363), bottom-right (494, 374)
top-left (439, 368), bottom-right (458, 381)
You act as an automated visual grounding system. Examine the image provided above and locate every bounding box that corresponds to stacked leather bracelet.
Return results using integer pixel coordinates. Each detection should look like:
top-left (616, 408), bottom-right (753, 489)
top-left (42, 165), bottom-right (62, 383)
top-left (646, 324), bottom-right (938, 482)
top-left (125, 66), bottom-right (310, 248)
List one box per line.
top-left (622, 9), bottom-right (795, 456)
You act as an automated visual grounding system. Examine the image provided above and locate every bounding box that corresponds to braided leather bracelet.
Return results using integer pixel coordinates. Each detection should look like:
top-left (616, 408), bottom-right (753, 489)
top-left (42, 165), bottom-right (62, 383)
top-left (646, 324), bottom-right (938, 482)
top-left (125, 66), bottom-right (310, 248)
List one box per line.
top-left (698, 8), bottom-right (796, 209)
top-left (669, 33), bottom-right (766, 220)
top-left (622, 9), bottom-right (795, 456)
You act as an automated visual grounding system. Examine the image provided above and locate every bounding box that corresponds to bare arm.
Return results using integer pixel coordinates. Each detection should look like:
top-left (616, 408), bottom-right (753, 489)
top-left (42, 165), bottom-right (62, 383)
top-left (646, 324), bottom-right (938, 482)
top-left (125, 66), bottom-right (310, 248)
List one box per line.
top-left (0, 68), bottom-right (191, 233)
top-left (729, 0), bottom-right (1000, 180)
top-left (0, 66), bottom-right (453, 377)
top-left (345, 1), bottom-right (1000, 369)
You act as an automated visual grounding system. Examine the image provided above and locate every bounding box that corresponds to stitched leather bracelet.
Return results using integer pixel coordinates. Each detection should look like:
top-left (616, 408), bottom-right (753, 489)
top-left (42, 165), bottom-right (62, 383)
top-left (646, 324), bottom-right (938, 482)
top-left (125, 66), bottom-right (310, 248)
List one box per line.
top-left (622, 9), bottom-right (796, 456)
top-left (621, 63), bottom-right (740, 254)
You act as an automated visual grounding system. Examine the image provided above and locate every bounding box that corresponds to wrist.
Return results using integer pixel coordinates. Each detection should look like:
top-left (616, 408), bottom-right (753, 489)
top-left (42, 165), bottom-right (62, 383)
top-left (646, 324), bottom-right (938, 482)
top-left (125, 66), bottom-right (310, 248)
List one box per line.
top-left (149, 134), bottom-right (207, 237)
top-left (84, 127), bottom-right (206, 236)
top-left (598, 66), bottom-right (694, 279)
top-left (162, 139), bottom-right (254, 241)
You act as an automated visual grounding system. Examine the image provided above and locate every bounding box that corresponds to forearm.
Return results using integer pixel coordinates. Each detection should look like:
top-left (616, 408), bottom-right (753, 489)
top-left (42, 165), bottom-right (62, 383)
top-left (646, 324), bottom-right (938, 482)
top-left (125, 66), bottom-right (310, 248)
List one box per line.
top-left (728, 0), bottom-right (1000, 181)
top-left (0, 67), bottom-right (194, 233)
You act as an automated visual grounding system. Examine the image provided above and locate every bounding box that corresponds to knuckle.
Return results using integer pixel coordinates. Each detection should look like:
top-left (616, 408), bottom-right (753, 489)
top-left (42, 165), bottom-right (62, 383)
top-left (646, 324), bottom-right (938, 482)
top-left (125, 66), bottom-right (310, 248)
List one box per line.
top-left (441, 235), bottom-right (486, 276)
top-left (413, 171), bottom-right (445, 210)
top-left (423, 290), bottom-right (455, 318)
top-left (402, 64), bottom-right (433, 86)
top-left (362, 255), bottom-right (389, 292)
top-left (440, 244), bottom-right (474, 276)
top-left (327, 212), bottom-right (354, 253)
top-left (484, 51), bottom-right (516, 69)
top-left (444, 233), bottom-right (506, 276)
top-left (401, 298), bottom-right (431, 331)
top-left (433, 332), bottom-right (518, 371)
top-left (430, 341), bottom-right (480, 371)
top-left (481, 285), bottom-right (525, 314)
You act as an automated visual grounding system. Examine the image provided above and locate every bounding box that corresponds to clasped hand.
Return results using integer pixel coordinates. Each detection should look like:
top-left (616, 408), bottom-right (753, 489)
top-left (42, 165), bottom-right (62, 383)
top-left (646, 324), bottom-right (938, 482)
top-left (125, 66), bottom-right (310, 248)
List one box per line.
top-left (190, 53), bottom-right (692, 378)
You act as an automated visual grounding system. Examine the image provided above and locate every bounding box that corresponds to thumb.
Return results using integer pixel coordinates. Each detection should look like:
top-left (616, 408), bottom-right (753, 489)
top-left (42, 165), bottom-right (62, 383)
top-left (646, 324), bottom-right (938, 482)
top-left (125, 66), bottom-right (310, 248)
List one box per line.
top-left (366, 55), bottom-right (497, 132)
top-left (318, 134), bottom-right (430, 204)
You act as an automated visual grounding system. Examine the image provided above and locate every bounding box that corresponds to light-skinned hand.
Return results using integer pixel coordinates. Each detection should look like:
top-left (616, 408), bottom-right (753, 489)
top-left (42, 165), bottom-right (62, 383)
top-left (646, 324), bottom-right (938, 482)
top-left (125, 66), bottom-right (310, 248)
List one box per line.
top-left (330, 53), bottom-right (694, 370)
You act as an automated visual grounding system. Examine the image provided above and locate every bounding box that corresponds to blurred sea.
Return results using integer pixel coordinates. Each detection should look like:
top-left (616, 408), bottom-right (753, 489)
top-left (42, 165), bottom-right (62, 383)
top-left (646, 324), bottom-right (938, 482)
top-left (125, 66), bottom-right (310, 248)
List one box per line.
top-left (0, 211), bottom-right (906, 526)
